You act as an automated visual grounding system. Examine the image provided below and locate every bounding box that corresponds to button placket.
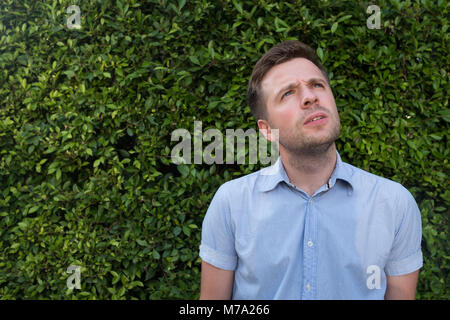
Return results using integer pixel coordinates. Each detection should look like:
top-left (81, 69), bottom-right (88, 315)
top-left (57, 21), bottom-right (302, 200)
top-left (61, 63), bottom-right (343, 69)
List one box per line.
top-left (302, 197), bottom-right (317, 299)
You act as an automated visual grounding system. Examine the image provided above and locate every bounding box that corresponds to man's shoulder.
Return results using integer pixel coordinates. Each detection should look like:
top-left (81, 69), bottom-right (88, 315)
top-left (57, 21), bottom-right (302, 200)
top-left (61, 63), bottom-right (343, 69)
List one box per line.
top-left (342, 161), bottom-right (414, 201)
top-left (220, 169), bottom-right (262, 189)
top-left (215, 166), bottom-right (270, 198)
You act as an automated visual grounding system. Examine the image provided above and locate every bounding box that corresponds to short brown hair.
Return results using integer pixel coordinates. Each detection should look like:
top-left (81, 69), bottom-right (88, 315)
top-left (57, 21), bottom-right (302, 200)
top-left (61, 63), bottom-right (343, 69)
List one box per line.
top-left (247, 40), bottom-right (329, 121)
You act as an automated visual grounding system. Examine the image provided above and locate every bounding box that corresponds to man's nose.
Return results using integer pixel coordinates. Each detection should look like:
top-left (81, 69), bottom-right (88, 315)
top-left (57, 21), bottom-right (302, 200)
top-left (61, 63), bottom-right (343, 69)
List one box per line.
top-left (301, 88), bottom-right (318, 109)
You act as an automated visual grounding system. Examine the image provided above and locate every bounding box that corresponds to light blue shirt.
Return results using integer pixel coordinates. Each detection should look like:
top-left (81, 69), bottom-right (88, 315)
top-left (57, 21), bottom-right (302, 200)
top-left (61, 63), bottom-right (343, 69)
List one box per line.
top-left (199, 151), bottom-right (423, 299)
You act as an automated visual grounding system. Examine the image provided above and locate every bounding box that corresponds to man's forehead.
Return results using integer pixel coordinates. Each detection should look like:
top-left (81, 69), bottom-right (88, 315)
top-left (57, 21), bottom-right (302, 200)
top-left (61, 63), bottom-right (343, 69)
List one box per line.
top-left (261, 58), bottom-right (325, 89)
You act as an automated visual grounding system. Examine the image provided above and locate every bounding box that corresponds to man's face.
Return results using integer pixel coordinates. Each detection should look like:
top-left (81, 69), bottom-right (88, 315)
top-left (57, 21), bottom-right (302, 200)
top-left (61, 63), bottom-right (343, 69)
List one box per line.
top-left (259, 58), bottom-right (340, 156)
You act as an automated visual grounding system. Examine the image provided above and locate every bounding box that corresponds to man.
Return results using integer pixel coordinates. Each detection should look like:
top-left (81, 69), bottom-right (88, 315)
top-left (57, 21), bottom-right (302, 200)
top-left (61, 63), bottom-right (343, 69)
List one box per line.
top-left (199, 40), bottom-right (423, 299)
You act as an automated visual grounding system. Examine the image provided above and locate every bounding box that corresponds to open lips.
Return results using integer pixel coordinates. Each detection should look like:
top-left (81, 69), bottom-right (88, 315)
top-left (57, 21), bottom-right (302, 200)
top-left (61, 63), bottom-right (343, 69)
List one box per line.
top-left (304, 113), bottom-right (328, 125)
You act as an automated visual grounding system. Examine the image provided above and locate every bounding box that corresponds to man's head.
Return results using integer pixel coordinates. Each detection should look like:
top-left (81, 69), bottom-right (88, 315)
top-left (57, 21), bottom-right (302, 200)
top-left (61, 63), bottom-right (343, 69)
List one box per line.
top-left (247, 40), bottom-right (340, 156)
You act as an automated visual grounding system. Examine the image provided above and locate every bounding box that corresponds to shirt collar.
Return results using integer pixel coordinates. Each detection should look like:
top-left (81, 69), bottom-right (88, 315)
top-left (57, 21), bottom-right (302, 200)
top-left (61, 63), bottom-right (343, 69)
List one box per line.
top-left (257, 150), bottom-right (354, 194)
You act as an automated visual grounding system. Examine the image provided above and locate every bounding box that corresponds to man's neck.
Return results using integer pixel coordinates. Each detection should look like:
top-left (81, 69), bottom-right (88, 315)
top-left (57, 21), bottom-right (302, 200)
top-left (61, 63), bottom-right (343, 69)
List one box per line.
top-left (280, 144), bottom-right (337, 197)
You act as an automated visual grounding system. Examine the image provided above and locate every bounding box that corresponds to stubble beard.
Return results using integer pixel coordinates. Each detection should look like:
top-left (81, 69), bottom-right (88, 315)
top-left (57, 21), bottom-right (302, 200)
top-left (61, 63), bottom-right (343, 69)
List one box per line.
top-left (278, 113), bottom-right (341, 157)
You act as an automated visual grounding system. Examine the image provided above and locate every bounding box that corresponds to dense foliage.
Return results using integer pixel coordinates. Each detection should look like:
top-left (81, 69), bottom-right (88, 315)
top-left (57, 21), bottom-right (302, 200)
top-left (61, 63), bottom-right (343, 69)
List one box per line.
top-left (0, 0), bottom-right (448, 299)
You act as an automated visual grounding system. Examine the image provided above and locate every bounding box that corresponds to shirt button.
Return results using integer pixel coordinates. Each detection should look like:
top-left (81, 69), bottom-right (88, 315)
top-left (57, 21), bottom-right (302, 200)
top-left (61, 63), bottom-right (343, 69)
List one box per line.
top-left (309, 199), bottom-right (313, 205)
top-left (307, 240), bottom-right (314, 247)
top-left (305, 283), bottom-right (311, 291)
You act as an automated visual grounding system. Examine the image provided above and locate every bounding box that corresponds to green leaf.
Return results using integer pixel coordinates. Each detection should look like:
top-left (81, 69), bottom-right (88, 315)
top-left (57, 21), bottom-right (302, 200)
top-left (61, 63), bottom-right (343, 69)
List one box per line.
top-left (182, 226), bottom-right (191, 236)
top-left (429, 134), bottom-right (442, 141)
top-left (257, 17), bottom-right (263, 28)
top-left (136, 239), bottom-right (147, 246)
top-left (111, 271), bottom-right (120, 284)
top-left (173, 227), bottom-right (182, 236)
top-left (189, 56), bottom-right (200, 65)
top-left (93, 159), bottom-right (101, 168)
top-left (232, 0), bottom-right (243, 14)
top-left (29, 206), bottom-right (39, 214)
top-left (317, 47), bottom-right (324, 61)
top-left (337, 14), bottom-right (352, 23)
top-left (177, 165), bottom-right (189, 177)
top-left (331, 22), bottom-right (338, 33)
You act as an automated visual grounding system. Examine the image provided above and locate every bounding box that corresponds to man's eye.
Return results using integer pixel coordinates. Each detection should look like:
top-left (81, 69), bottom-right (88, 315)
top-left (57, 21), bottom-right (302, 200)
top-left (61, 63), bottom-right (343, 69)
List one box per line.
top-left (282, 90), bottom-right (293, 99)
top-left (314, 83), bottom-right (324, 88)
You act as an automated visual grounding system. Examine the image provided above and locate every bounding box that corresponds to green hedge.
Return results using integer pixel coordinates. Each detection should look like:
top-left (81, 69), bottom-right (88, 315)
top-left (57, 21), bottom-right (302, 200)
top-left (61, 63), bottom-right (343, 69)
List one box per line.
top-left (0, 0), bottom-right (448, 299)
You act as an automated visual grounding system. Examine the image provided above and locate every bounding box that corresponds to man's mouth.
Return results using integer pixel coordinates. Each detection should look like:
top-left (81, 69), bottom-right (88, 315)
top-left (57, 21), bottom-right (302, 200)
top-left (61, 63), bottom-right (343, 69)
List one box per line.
top-left (309, 116), bottom-right (325, 122)
top-left (304, 113), bottom-right (327, 125)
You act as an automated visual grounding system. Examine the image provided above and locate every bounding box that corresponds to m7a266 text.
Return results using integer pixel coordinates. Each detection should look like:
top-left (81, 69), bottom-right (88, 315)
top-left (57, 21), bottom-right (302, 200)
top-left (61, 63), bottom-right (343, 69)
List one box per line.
top-left (223, 304), bottom-right (270, 315)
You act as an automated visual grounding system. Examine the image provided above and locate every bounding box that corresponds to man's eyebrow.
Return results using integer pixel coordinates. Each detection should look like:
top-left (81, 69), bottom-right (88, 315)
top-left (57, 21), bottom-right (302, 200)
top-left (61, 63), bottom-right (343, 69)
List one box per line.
top-left (274, 81), bottom-right (299, 100)
top-left (274, 77), bottom-right (327, 100)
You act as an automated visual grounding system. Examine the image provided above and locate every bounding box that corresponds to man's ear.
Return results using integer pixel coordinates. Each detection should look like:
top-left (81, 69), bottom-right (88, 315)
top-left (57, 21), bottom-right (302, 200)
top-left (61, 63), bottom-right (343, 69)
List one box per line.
top-left (257, 119), bottom-right (275, 142)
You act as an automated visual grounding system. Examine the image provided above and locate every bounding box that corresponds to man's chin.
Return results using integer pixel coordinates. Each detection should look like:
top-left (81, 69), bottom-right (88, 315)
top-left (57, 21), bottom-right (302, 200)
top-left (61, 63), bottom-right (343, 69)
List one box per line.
top-left (281, 137), bottom-right (337, 156)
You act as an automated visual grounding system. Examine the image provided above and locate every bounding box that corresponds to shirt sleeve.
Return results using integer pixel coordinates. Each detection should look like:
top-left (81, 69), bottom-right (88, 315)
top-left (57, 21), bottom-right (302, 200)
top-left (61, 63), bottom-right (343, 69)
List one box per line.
top-left (199, 184), bottom-right (237, 271)
top-left (384, 186), bottom-right (423, 276)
